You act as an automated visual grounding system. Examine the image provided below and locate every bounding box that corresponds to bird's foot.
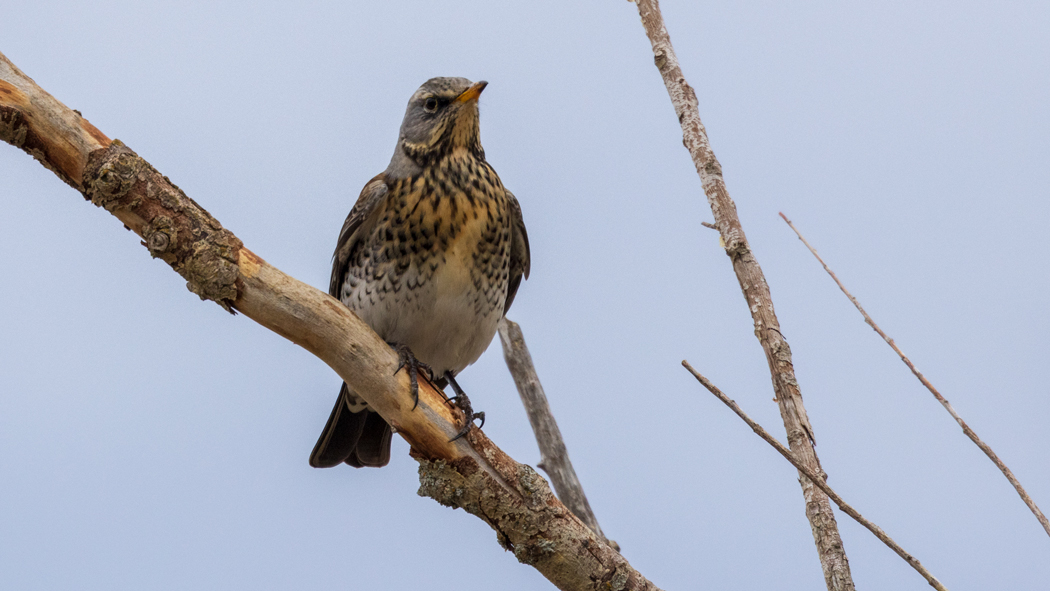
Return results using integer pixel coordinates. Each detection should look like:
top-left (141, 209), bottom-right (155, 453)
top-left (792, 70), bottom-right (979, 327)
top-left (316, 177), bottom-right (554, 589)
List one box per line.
top-left (391, 343), bottom-right (433, 410)
top-left (445, 371), bottom-right (485, 441)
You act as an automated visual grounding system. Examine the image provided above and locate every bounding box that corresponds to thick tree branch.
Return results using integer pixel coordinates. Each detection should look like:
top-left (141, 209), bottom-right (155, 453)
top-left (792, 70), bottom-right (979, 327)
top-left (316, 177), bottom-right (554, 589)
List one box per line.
top-left (0, 50), bottom-right (661, 591)
top-left (498, 318), bottom-right (616, 550)
top-left (630, 2), bottom-right (856, 589)
top-left (683, 361), bottom-right (950, 591)
top-left (780, 212), bottom-right (1050, 539)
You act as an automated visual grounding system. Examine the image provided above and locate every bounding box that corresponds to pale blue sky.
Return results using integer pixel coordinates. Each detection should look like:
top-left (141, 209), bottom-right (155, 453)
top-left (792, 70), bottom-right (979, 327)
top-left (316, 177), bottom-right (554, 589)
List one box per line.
top-left (2, 1), bottom-right (1048, 589)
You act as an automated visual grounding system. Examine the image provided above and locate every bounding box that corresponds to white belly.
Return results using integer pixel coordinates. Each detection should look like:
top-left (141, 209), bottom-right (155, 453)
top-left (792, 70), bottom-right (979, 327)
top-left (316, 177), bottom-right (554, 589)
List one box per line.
top-left (346, 248), bottom-right (506, 377)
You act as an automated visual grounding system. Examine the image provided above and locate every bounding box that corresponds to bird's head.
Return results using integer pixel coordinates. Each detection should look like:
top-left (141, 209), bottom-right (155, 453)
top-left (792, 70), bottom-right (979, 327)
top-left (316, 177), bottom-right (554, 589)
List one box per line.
top-left (387, 77), bottom-right (487, 176)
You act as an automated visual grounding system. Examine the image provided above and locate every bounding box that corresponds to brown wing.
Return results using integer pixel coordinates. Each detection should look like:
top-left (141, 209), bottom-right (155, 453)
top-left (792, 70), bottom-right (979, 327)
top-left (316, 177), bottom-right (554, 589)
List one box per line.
top-left (329, 174), bottom-right (390, 297)
top-left (503, 189), bottom-right (531, 314)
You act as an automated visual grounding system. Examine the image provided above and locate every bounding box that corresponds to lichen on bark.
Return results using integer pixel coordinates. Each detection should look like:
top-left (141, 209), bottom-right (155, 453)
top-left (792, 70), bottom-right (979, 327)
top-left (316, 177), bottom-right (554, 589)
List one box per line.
top-left (82, 140), bottom-right (243, 311)
top-left (0, 106), bottom-right (28, 147)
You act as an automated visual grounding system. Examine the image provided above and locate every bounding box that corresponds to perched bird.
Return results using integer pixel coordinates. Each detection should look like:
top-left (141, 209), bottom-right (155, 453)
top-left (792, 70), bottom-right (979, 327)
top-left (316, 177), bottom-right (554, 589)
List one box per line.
top-left (310, 77), bottom-right (531, 468)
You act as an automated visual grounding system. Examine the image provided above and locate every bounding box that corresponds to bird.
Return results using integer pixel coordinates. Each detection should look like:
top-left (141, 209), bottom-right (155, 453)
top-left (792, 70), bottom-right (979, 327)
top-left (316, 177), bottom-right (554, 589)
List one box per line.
top-left (309, 77), bottom-right (531, 469)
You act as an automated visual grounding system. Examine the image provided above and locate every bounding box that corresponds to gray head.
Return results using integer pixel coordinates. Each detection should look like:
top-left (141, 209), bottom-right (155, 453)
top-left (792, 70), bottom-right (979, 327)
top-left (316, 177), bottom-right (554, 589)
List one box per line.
top-left (386, 77), bottom-right (488, 178)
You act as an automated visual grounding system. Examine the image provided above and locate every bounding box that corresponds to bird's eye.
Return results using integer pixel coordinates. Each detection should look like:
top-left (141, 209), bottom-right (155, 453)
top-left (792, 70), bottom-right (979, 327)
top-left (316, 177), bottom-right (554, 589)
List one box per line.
top-left (423, 97), bottom-right (439, 113)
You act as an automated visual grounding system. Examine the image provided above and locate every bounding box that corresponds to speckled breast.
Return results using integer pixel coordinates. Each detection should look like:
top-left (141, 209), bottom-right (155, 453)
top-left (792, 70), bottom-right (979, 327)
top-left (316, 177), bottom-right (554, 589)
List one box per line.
top-left (339, 154), bottom-right (513, 375)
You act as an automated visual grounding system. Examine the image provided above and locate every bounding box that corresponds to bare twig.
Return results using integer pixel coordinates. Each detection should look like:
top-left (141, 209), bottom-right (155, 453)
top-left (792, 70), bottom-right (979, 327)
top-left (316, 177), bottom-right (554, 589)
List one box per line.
top-left (0, 50), bottom-right (662, 591)
top-left (497, 318), bottom-right (617, 550)
top-left (631, 2), bottom-right (855, 588)
top-left (780, 212), bottom-right (1050, 539)
top-left (682, 360), bottom-right (949, 591)
top-left (700, 221), bottom-right (717, 230)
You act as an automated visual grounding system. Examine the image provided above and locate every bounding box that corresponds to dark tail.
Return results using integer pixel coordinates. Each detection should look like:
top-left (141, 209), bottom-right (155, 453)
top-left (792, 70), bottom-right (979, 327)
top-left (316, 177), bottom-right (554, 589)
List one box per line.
top-left (309, 383), bottom-right (392, 468)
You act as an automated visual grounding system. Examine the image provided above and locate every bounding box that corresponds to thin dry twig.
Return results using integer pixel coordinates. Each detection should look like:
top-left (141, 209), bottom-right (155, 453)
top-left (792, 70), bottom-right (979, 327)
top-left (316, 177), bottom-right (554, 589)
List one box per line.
top-left (682, 361), bottom-right (950, 591)
top-left (631, 2), bottom-right (855, 588)
top-left (497, 318), bottom-right (617, 550)
top-left (779, 212), bottom-right (1050, 539)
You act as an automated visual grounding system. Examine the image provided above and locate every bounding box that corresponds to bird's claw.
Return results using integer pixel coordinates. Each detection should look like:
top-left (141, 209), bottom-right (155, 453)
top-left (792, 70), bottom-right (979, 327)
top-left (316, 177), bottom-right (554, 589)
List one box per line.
top-left (448, 393), bottom-right (485, 442)
top-left (449, 410), bottom-right (484, 442)
top-left (392, 343), bottom-right (432, 410)
top-left (441, 371), bottom-right (485, 441)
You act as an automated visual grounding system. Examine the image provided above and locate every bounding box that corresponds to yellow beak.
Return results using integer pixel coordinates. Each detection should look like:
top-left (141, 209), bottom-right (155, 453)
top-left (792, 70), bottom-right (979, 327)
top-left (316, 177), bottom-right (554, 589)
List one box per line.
top-left (454, 81), bottom-right (488, 104)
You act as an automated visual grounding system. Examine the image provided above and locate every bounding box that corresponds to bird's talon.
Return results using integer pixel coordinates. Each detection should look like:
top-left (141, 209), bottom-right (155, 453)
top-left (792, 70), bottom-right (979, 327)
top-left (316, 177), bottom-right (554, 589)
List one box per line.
top-left (392, 343), bottom-right (431, 411)
top-left (449, 412), bottom-right (485, 442)
top-left (450, 423), bottom-right (472, 442)
top-left (445, 376), bottom-right (485, 441)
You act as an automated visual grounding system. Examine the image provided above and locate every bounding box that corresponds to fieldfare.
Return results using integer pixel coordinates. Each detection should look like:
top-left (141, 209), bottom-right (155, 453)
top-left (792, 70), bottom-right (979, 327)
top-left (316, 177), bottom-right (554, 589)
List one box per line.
top-left (309, 77), bottom-right (531, 468)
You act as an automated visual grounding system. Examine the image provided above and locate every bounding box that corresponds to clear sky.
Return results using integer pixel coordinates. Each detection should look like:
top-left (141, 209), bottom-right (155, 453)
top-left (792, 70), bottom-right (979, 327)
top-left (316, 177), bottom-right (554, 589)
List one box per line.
top-left (2, 1), bottom-right (1048, 589)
